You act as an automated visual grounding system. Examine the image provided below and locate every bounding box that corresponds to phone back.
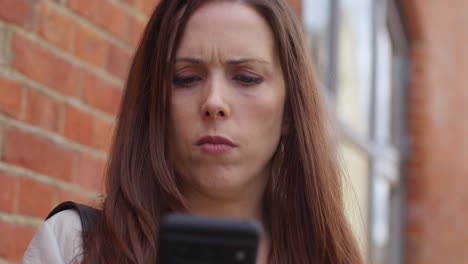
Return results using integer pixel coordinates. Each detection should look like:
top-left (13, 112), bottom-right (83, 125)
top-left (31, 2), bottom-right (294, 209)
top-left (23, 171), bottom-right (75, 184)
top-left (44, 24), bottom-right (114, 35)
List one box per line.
top-left (157, 213), bottom-right (261, 264)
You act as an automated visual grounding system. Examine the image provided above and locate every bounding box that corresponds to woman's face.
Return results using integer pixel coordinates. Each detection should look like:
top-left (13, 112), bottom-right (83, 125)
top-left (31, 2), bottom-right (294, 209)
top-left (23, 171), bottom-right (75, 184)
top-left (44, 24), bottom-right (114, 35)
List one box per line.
top-left (169, 1), bottom-right (286, 199)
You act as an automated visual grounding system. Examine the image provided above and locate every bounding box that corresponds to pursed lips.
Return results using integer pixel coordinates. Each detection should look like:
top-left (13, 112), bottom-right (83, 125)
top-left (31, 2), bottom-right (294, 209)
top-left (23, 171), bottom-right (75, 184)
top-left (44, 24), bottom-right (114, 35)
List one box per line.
top-left (196, 135), bottom-right (237, 154)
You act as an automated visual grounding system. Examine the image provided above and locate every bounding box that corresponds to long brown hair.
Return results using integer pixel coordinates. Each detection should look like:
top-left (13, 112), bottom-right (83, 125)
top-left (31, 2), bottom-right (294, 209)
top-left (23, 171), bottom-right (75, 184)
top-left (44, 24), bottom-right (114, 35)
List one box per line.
top-left (82, 0), bottom-right (363, 263)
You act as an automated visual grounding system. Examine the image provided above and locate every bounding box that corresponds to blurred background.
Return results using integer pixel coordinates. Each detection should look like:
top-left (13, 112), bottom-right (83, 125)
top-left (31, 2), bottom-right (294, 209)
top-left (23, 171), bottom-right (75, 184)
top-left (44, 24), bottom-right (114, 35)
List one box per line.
top-left (0, 0), bottom-right (466, 263)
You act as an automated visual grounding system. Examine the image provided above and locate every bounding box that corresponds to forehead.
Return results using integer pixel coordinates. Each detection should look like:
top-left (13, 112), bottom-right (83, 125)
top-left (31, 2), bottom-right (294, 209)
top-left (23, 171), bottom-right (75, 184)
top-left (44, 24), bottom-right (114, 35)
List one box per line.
top-left (176, 1), bottom-right (276, 61)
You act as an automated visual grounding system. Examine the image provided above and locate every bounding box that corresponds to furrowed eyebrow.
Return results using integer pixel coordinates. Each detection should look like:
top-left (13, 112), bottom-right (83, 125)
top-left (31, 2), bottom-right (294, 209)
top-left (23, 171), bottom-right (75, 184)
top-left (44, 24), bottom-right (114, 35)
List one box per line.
top-left (175, 57), bottom-right (270, 65)
top-left (175, 57), bottom-right (202, 64)
top-left (226, 58), bottom-right (270, 65)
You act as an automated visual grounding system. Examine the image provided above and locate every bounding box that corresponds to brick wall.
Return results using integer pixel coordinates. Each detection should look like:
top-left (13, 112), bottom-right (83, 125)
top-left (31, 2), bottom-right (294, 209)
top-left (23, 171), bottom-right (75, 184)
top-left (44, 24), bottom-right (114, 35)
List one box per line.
top-left (402, 0), bottom-right (468, 263)
top-left (0, 0), bottom-right (159, 263)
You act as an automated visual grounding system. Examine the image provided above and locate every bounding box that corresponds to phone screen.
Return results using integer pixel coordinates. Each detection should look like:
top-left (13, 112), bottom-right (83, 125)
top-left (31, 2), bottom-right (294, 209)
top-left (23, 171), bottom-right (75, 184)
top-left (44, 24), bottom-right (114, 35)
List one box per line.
top-left (157, 213), bottom-right (261, 264)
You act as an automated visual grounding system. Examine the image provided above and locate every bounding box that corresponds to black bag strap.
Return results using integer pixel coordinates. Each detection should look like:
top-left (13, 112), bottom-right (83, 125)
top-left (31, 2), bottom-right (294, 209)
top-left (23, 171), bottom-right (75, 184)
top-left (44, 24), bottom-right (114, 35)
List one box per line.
top-left (46, 201), bottom-right (100, 232)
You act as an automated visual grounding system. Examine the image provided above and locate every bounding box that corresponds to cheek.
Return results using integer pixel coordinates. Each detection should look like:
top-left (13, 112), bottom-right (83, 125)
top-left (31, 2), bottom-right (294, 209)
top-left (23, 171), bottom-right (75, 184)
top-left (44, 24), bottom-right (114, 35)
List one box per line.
top-left (169, 98), bottom-right (196, 155)
top-left (254, 85), bottom-right (285, 128)
top-left (170, 95), bottom-right (197, 132)
top-left (240, 91), bottom-right (285, 149)
top-left (168, 98), bottom-right (200, 179)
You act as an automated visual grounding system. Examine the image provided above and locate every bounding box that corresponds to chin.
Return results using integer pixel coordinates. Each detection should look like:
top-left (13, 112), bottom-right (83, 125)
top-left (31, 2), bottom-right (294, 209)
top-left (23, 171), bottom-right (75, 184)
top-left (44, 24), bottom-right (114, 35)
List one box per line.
top-left (197, 169), bottom-right (245, 187)
top-left (180, 167), bottom-right (255, 197)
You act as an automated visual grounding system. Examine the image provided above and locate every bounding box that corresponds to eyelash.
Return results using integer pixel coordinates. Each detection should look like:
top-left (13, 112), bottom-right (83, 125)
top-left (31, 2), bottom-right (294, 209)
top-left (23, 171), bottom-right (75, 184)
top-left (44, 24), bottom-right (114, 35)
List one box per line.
top-left (173, 74), bottom-right (263, 87)
top-left (173, 75), bottom-right (201, 87)
top-left (234, 75), bottom-right (263, 86)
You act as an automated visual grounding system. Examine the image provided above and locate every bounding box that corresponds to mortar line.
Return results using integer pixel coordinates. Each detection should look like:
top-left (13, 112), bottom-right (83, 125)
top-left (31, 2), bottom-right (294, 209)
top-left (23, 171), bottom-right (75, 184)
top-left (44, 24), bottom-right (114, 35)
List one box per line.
top-left (42, 0), bottom-right (135, 53)
top-left (0, 68), bottom-right (118, 124)
top-left (0, 162), bottom-right (102, 201)
top-left (0, 114), bottom-right (109, 160)
top-left (9, 25), bottom-right (127, 88)
top-left (0, 211), bottom-right (44, 228)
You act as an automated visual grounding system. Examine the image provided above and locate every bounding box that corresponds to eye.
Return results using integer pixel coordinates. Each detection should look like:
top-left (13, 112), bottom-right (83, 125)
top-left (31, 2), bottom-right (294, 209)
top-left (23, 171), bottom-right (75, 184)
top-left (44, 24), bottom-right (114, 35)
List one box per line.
top-left (234, 75), bottom-right (263, 86)
top-left (173, 75), bottom-right (202, 87)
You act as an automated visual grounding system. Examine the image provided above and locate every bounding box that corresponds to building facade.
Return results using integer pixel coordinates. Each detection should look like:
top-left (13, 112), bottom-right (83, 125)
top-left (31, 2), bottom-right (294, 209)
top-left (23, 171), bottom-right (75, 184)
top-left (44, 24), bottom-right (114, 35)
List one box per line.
top-left (299, 0), bottom-right (468, 263)
top-left (0, 0), bottom-right (467, 263)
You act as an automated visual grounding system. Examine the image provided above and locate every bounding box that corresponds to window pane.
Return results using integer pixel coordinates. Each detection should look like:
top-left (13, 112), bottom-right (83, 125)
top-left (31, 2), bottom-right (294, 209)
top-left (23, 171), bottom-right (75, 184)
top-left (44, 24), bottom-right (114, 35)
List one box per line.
top-left (371, 175), bottom-right (391, 263)
top-left (370, 156), bottom-right (400, 264)
top-left (389, 37), bottom-right (407, 149)
top-left (340, 141), bottom-right (370, 255)
top-left (336, 0), bottom-right (373, 137)
top-left (303, 0), bottom-right (330, 86)
top-left (374, 28), bottom-right (392, 144)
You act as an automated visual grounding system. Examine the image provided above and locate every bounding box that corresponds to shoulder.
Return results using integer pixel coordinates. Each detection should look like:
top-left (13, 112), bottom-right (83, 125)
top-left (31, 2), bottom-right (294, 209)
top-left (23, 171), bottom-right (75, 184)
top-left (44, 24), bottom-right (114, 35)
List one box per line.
top-left (23, 210), bottom-right (84, 264)
top-left (46, 209), bottom-right (83, 248)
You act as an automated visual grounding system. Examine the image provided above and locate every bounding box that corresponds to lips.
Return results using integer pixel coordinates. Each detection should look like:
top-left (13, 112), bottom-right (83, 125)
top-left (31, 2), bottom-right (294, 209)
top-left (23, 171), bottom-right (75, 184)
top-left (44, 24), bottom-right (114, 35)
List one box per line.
top-left (196, 136), bottom-right (236, 146)
top-left (196, 136), bottom-right (237, 154)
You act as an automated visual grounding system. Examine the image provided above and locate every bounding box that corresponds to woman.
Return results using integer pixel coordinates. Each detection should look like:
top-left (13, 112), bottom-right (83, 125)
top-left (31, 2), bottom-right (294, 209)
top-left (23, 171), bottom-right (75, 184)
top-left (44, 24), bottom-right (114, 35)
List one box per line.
top-left (23, 0), bottom-right (363, 263)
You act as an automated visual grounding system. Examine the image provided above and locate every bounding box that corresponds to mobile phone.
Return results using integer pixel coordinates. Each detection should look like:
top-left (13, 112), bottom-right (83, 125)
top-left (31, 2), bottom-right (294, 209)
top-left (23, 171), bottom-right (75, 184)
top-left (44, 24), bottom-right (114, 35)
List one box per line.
top-left (157, 213), bottom-right (261, 264)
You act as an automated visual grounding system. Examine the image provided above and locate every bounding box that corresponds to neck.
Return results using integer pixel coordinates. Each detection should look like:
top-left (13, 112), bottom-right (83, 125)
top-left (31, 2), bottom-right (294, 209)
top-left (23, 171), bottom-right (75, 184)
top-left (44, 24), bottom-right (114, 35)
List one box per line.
top-left (183, 185), bottom-right (266, 222)
top-left (180, 166), bottom-right (271, 222)
top-left (184, 186), bottom-right (271, 263)
top-left (181, 177), bottom-right (271, 263)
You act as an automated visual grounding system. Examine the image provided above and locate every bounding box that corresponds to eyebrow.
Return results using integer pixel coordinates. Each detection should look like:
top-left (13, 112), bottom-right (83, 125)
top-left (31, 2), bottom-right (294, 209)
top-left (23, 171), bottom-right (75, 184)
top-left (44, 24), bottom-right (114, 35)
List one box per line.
top-left (227, 58), bottom-right (270, 65)
top-left (176, 57), bottom-right (202, 64)
top-left (175, 57), bottom-right (271, 65)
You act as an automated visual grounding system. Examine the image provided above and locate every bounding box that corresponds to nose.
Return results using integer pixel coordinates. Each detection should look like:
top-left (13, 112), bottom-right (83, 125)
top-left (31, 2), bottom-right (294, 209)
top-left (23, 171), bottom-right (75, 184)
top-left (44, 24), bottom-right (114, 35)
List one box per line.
top-left (200, 80), bottom-right (230, 120)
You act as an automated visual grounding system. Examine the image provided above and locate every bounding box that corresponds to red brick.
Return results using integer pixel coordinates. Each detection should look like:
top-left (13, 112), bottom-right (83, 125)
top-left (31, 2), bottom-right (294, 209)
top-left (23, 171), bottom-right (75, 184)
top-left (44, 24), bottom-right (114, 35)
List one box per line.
top-left (401, 0), bottom-right (424, 42)
top-left (0, 0), bottom-right (38, 29)
top-left (0, 221), bottom-right (35, 262)
top-left (100, 2), bottom-right (130, 41)
top-left (93, 118), bottom-right (114, 152)
top-left (106, 44), bottom-right (132, 80)
top-left (63, 105), bottom-right (94, 146)
top-left (18, 178), bottom-right (55, 218)
top-left (37, 2), bottom-right (75, 52)
top-left (74, 24), bottom-right (108, 68)
top-left (57, 188), bottom-right (91, 205)
top-left (82, 72), bottom-right (122, 116)
top-left (68, 0), bottom-right (101, 23)
top-left (76, 154), bottom-right (106, 192)
top-left (0, 77), bottom-right (23, 120)
top-left (24, 89), bottom-right (63, 132)
top-left (2, 128), bottom-right (74, 182)
top-left (129, 17), bottom-right (146, 47)
top-left (139, 0), bottom-right (160, 16)
top-left (121, 0), bottom-right (137, 6)
top-left (403, 0), bottom-right (468, 263)
top-left (0, 172), bottom-right (17, 213)
top-left (69, 0), bottom-right (130, 40)
top-left (12, 33), bottom-right (80, 96)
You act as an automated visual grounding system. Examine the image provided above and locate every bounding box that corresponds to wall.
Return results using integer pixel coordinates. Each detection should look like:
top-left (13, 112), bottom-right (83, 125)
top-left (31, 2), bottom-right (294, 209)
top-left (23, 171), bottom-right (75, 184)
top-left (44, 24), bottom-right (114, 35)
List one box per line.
top-left (0, 0), bottom-right (159, 263)
top-left (402, 0), bottom-right (468, 263)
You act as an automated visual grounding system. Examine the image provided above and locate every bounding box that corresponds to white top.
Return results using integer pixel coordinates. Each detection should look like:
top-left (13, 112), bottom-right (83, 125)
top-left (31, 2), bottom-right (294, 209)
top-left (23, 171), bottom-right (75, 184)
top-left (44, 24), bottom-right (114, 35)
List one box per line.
top-left (22, 210), bottom-right (84, 264)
